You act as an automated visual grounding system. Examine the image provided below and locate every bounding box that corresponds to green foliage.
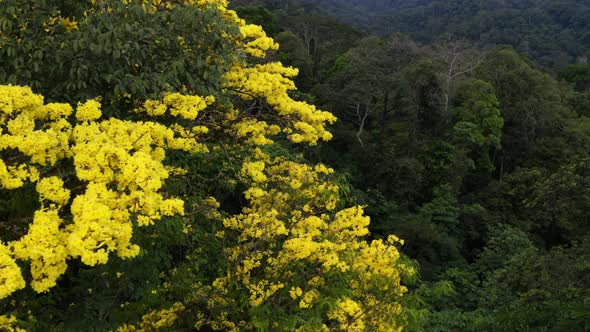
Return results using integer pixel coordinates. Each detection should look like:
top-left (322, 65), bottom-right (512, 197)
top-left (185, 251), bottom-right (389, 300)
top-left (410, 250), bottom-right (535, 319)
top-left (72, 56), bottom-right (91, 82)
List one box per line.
top-left (419, 185), bottom-right (460, 230)
top-left (525, 158), bottom-right (590, 243)
top-left (267, 4), bottom-right (590, 329)
top-left (566, 91), bottom-right (590, 117)
top-left (475, 228), bottom-right (590, 331)
top-left (403, 225), bottom-right (590, 332)
top-left (274, 31), bottom-right (314, 89)
top-left (452, 80), bottom-right (503, 149)
top-left (559, 64), bottom-right (590, 91)
top-left (0, 0), bottom-right (239, 106)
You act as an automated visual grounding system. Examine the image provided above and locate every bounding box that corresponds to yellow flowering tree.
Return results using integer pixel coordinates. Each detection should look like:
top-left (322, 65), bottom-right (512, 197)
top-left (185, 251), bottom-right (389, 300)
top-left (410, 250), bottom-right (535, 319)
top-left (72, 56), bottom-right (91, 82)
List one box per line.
top-left (0, 0), bottom-right (413, 330)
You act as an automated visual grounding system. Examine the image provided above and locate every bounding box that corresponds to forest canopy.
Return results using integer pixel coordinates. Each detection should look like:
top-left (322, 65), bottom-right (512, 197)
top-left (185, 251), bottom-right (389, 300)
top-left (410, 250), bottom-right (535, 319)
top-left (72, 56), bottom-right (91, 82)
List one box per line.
top-left (1, 0), bottom-right (590, 331)
top-left (232, 0), bottom-right (590, 331)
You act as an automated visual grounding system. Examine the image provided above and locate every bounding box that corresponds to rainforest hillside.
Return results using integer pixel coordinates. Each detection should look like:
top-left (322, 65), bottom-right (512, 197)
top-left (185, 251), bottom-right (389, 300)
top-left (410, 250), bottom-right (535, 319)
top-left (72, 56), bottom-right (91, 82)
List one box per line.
top-left (233, 0), bottom-right (590, 330)
top-left (255, 0), bottom-right (590, 68)
top-left (0, 0), bottom-right (589, 331)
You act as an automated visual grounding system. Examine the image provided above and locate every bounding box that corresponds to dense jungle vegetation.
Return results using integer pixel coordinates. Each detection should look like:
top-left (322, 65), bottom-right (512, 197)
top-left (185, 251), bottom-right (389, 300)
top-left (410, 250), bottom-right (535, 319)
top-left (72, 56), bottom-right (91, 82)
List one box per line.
top-left (0, 0), bottom-right (589, 331)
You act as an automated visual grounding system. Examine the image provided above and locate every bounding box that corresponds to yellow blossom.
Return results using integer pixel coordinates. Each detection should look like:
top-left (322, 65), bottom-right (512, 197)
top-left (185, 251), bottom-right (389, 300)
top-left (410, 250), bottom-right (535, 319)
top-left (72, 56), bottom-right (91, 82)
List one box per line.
top-left (36, 176), bottom-right (71, 207)
top-left (328, 298), bottom-right (366, 332)
top-left (60, 17), bottom-right (79, 32)
top-left (76, 99), bottom-right (102, 121)
top-left (0, 315), bottom-right (25, 332)
top-left (0, 243), bottom-right (25, 300)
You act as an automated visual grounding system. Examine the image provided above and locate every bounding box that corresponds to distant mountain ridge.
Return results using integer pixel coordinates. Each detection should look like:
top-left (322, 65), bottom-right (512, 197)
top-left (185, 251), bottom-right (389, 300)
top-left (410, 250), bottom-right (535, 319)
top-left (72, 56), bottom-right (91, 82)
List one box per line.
top-left (299, 0), bottom-right (590, 68)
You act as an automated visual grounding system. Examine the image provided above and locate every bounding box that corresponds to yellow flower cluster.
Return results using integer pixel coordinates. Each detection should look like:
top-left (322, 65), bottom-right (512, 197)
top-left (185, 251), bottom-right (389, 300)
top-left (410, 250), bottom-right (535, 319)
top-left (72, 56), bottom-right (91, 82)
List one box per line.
top-left (0, 162), bottom-right (39, 190)
top-left (36, 177), bottom-right (70, 207)
top-left (224, 63), bottom-right (336, 145)
top-left (0, 86), bottom-right (71, 167)
top-left (328, 298), bottom-right (366, 332)
top-left (12, 209), bottom-right (68, 292)
top-left (117, 302), bottom-right (185, 332)
top-left (234, 118), bottom-right (281, 146)
top-left (76, 99), bottom-right (102, 121)
top-left (205, 148), bottom-right (412, 330)
top-left (241, 160), bottom-right (267, 183)
top-left (0, 243), bottom-right (25, 300)
top-left (0, 315), bottom-right (24, 332)
top-left (239, 24), bottom-right (278, 58)
top-left (141, 93), bottom-right (215, 120)
top-left (0, 85), bottom-right (212, 298)
top-left (46, 16), bottom-right (79, 33)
